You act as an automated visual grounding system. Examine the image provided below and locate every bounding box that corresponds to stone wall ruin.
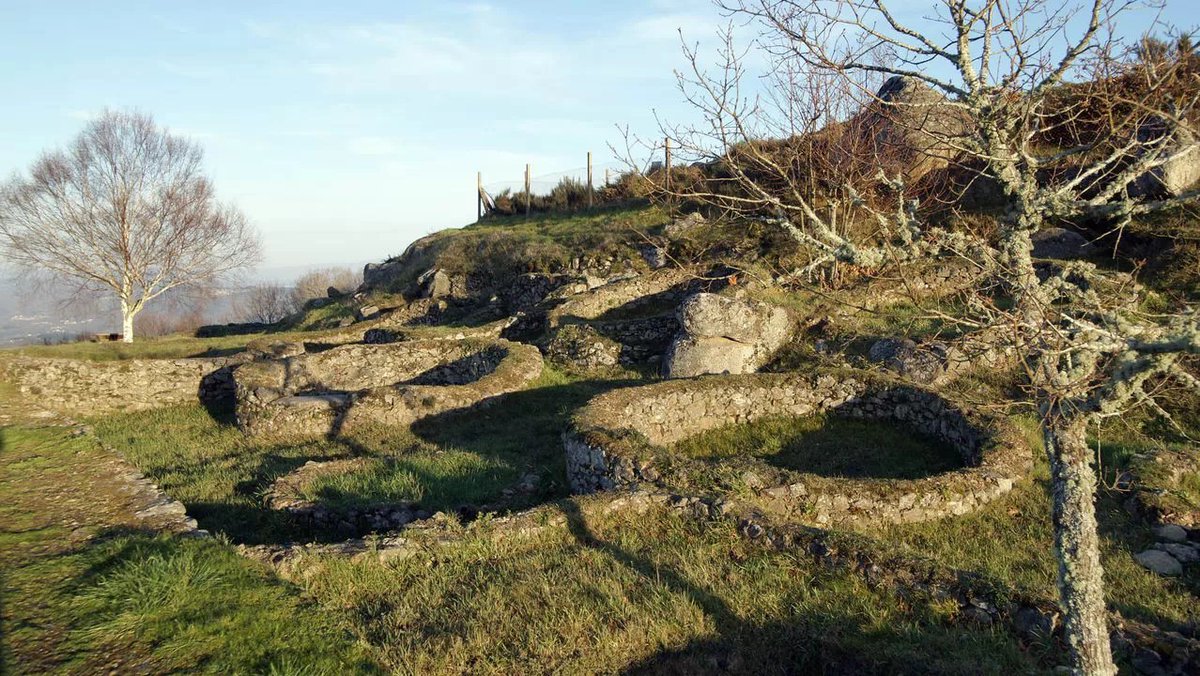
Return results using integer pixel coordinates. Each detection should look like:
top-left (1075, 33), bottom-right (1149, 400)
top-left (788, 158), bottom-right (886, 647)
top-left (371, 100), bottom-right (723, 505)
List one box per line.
top-left (564, 370), bottom-right (1031, 527)
top-left (234, 338), bottom-right (543, 438)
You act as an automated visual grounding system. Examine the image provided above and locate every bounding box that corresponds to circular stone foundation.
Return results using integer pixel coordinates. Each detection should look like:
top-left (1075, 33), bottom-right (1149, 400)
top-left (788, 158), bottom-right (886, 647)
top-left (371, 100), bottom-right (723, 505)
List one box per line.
top-left (563, 371), bottom-right (1031, 526)
top-left (234, 338), bottom-right (543, 438)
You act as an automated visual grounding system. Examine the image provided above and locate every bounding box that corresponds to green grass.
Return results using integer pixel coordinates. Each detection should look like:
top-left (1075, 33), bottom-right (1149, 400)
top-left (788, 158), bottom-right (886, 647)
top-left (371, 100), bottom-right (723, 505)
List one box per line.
top-left (297, 501), bottom-right (1045, 675)
top-left (374, 205), bottom-right (669, 295)
top-left (874, 417), bottom-right (1200, 631)
top-left (0, 425), bottom-right (376, 675)
top-left (2, 332), bottom-right (260, 361)
top-left (469, 203), bottom-right (668, 238)
top-left (673, 414), bottom-right (964, 479)
top-left (89, 368), bottom-right (629, 543)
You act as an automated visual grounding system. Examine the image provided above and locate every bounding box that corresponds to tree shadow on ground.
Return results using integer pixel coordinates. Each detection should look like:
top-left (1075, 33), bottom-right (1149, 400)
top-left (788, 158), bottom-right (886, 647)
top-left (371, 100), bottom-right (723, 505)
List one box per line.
top-left (177, 379), bottom-right (633, 545)
top-left (411, 379), bottom-right (639, 497)
top-left (557, 500), bottom-right (1044, 676)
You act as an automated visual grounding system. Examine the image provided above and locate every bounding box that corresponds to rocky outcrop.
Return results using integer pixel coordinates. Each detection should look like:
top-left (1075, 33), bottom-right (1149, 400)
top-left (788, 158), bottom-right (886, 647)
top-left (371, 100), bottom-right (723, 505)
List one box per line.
top-left (860, 76), bottom-right (970, 182)
top-left (664, 293), bottom-right (792, 378)
top-left (1129, 116), bottom-right (1200, 199)
top-left (416, 268), bottom-right (469, 300)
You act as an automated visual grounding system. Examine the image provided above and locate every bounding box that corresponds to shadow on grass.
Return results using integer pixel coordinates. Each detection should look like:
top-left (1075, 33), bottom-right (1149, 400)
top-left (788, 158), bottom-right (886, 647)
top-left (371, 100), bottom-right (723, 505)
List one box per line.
top-left (558, 500), bottom-right (1041, 676)
top-left (168, 379), bottom-right (635, 545)
top-left (410, 378), bottom-right (639, 498)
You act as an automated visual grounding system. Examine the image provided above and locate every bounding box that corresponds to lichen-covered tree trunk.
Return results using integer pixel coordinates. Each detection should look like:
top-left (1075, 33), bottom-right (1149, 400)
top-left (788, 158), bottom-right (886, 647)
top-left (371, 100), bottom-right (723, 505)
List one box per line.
top-left (1043, 412), bottom-right (1116, 676)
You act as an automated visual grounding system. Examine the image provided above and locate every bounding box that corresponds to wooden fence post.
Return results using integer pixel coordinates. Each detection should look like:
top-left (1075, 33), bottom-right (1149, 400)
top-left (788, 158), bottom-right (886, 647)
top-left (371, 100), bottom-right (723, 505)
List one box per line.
top-left (664, 137), bottom-right (673, 215)
top-left (664, 137), bottom-right (672, 193)
top-left (477, 171), bottom-right (482, 221)
top-left (587, 152), bottom-right (594, 208)
top-left (525, 163), bottom-right (532, 217)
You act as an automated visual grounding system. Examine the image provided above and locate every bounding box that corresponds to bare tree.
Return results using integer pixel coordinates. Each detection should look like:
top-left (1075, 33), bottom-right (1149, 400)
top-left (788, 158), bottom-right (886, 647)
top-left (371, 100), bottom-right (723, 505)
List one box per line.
top-left (289, 266), bottom-right (360, 309)
top-left (650, 2), bottom-right (1200, 673)
top-left (242, 283), bottom-right (295, 324)
top-left (0, 110), bottom-right (261, 342)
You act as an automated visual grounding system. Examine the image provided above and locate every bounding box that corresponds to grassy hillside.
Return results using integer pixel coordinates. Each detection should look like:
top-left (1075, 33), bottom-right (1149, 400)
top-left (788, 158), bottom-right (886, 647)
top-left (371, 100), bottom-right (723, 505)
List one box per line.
top-left (2, 203), bottom-right (1197, 674)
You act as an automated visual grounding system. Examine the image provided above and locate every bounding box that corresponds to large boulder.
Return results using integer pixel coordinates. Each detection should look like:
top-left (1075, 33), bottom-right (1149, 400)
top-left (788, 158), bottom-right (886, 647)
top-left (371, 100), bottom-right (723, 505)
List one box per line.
top-left (664, 293), bottom-right (792, 378)
top-left (415, 268), bottom-right (468, 300)
top-left (664, 335), bottom-right (757, 377)
top-left (1129, 116), bottom-right (1200, 199)
top-left (362, 260), bottom-right (402, 289)
top-left (861, 76), bottom-right (969, 182)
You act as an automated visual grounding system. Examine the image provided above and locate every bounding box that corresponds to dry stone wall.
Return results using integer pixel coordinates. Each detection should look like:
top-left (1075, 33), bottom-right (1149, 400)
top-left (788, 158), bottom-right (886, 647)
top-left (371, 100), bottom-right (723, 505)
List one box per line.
top-left (234, 338), bottom-right (543, 438)
top-left (1, 356), bottom-right (240, 414)
top-left (564, 370), bottom-right (1031, 527)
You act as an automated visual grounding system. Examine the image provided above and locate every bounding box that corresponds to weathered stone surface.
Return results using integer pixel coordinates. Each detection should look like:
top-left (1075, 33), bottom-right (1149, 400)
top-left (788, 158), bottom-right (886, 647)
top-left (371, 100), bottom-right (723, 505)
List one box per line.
top-left (233, 338), bottom-right (543, 438)
top-left (1130, 117), bottom-right (1200, 199)
top-left (663, 212), bottom-right (707, 238)
top-left (1031, 227), bottom-right (1093, 260)
top-left (868, 338), bottom-right (946, 384)
top-left (1154, 524), bottom-right (1188, 543)
top-left (862, 76), bottom-right (970, 181)
top-left (1134, 549), bottom-right (1183, 576)
top-left (357, 305), bottom-right (380, 320)
top-left (545, 324), bottom-right (622, 370)
top-left (664, 335), bottom-right (756, 377)
top-left (1, 355), bottom-right (242, 415)
top-left (1152, 542), bottom-right (1199, 564)
top-left (664, 293), bottom-right (792, 378)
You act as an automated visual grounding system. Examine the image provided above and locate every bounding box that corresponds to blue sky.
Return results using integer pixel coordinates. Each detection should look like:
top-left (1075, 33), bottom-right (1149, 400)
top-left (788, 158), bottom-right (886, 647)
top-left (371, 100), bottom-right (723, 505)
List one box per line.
top-left (0, 1), bottom-right (1192, 276)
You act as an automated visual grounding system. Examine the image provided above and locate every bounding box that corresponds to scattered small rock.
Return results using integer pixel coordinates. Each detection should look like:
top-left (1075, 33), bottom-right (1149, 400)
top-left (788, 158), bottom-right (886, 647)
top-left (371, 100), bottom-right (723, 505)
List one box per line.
top-left (1134, 549), bottom-right (1183, 577)
top-left (1154, 524), bottom-right (1188, 543)
top-left (1152, 542), bottom-right (1200, 564)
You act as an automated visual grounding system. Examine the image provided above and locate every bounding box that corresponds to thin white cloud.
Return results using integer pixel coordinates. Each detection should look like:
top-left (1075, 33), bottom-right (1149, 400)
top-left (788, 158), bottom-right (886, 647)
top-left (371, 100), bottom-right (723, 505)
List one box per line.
top-left (251, 9), bottom-right (570, 101)
top-left (347, 136), bottom-right (400, 156)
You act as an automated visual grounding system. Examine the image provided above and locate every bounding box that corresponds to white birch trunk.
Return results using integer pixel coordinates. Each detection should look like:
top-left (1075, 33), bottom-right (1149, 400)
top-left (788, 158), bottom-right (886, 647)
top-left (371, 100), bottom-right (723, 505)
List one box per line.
top-left (120, 298), bottom-right (135, 343)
